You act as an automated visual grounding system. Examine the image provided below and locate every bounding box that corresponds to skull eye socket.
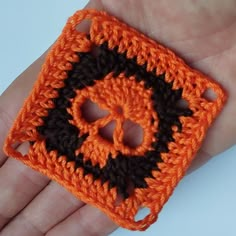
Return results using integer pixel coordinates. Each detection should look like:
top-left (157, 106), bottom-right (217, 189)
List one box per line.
top-left (80, 99), bottom-right (109, 122)
top-left (123, 119), bottom-right (143, 148)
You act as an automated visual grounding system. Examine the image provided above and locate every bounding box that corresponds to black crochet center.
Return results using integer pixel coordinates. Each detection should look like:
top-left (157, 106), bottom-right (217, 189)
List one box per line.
top-left (36, 42), bottom-right (193, 199)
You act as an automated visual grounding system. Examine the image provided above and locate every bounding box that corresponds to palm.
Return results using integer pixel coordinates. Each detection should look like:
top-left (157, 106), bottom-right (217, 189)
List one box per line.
top-left (0, 0), bottom-right (235, 235)
top-left (105, 0), bottom-right (236, 171)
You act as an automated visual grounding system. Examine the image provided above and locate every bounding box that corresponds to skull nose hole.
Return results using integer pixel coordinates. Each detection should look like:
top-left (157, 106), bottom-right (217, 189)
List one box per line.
top-left (123, 119), bottom-right (143, 148)
top-left (98, 120), bottom-right (116, 143)
top-left (81, 99), bottom-right (109, 123)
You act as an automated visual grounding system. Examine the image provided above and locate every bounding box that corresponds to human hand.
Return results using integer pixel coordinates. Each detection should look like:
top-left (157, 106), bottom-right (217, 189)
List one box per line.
top-left (0, 0), bottom-right (235, 235)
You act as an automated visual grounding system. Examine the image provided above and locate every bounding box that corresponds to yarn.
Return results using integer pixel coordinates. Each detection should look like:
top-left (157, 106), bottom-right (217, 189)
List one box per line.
top-left (4, 9), bottom-right (227, 230)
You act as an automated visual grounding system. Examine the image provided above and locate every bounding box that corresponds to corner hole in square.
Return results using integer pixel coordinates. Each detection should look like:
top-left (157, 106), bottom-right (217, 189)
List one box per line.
top-left (135, 207), bottom-right (151, 222)
top-left (75, 19), bottom-right (92, 34)
top-left (202, 88), bottom-right (217, 101)
top-left (15, 141), bottom-right (31, 156)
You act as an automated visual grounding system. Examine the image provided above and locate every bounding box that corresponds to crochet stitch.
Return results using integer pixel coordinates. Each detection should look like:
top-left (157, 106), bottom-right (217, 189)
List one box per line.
top-left (4, 9), bottom-right (227, 230)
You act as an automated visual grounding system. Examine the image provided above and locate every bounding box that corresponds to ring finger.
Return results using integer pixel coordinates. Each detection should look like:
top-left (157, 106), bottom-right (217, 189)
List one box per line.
top-left (1, 181), bottom-right (85, 236)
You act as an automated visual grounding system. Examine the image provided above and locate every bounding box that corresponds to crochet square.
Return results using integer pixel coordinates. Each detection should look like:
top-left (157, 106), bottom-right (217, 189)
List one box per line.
top-left (4, 10), bottom-right (227, 230)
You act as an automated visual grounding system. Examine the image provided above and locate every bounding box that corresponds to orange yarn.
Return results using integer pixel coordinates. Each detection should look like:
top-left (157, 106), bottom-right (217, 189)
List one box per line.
top-left (4, 9), bottom-right (227, 230)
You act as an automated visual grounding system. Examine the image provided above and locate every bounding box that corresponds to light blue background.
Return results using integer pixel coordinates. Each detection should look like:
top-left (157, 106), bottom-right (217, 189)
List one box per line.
top-left (0, 1), bottom-right (235, 235)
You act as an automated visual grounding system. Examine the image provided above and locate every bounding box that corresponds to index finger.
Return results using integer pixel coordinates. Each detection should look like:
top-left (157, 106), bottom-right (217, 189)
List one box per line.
top-left (0, 53), bottom-right (46, 165)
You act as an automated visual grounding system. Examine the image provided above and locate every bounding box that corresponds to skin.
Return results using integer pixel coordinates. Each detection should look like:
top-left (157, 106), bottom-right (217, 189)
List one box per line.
top-left (0, 0), bottom-right (236, 235)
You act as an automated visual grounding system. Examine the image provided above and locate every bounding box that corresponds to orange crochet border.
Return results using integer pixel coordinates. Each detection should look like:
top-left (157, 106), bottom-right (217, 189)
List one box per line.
top-left (4, 9), bottom-right (227, 230)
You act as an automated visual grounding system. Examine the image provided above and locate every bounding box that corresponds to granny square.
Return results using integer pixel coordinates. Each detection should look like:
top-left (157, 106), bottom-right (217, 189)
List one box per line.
top-left (4, 9), bottom-right (227, 230)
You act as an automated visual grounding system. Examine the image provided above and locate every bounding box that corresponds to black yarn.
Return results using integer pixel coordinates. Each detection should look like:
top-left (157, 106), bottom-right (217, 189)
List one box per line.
top-left (36, 41), bottom-right (193, 199)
